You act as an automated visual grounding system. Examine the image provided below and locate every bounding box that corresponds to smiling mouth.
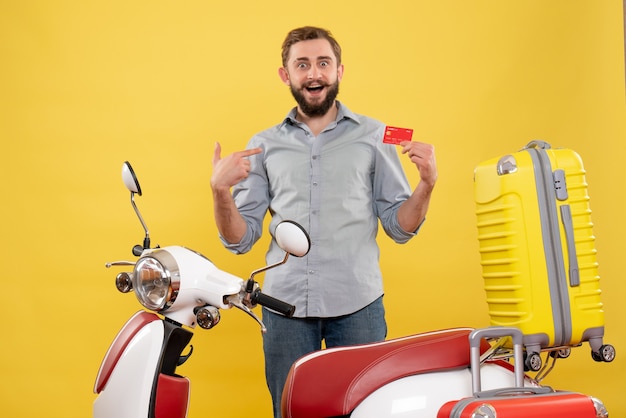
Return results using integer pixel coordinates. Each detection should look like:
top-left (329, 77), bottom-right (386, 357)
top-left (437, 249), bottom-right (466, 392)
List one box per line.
top-left (305, 84), bottom-right (325, 94)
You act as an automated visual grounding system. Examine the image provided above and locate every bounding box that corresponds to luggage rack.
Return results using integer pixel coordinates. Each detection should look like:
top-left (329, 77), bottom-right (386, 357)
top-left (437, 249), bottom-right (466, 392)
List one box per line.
top-left (480, 336), bottom-right (584, 383)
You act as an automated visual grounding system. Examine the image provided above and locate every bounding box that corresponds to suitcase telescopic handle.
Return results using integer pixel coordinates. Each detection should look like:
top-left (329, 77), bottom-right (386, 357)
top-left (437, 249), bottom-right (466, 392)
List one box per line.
top-left (524, 140), bottom-right (551, 150)
top-left (469, 327), bottom-right (525, 394)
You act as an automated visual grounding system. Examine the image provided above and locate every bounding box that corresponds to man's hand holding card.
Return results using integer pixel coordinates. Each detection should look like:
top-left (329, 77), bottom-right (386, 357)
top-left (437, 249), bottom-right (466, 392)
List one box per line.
top-left (383, 125), bottom-right (437, 189)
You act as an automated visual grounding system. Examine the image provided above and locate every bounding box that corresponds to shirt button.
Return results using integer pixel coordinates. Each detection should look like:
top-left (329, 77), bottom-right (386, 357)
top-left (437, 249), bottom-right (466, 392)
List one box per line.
top-left (312, 181), bottom-right (318, 186)
top-left (308, 270), bottom-right (315, 274)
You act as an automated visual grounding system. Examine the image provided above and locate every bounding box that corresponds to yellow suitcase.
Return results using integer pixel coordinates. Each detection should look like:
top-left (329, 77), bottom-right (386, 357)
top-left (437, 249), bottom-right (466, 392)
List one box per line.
top-left (474, 141), bottom-right (615, 371)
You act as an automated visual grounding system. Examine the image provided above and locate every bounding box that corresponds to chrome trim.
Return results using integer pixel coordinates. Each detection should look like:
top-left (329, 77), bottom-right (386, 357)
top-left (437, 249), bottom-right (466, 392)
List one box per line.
top-left (471, 403), bottom-right (496, 418)
top-left (146, 249), bottom-right (180, 311)
top-left (132, 250), bottom-right (180, 311)
top-left (592, 397), bottom-right (609, 418)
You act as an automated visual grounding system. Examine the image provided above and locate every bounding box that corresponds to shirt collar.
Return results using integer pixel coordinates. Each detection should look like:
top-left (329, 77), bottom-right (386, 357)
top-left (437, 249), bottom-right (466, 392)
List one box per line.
top-left (281, 101), bottom-right (361, 128)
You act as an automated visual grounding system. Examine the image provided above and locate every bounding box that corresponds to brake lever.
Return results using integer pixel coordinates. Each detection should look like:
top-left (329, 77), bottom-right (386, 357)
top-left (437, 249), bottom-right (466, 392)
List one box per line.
top-left (227, 295), bottom-right (267, 333)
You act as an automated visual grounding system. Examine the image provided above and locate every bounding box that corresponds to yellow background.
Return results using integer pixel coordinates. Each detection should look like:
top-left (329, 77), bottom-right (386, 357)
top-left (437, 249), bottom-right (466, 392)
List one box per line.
top-left (1, 0), bottom-right (624, 417)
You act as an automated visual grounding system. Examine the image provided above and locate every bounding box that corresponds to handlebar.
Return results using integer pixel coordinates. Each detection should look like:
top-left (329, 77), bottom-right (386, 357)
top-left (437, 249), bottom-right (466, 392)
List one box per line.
top-left (251, 290), bottom-right (295, 318)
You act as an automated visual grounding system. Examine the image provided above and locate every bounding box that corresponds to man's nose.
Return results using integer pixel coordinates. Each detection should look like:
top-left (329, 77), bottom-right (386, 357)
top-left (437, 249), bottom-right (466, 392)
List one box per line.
top-left (307, 66), bottom-right (321, 79)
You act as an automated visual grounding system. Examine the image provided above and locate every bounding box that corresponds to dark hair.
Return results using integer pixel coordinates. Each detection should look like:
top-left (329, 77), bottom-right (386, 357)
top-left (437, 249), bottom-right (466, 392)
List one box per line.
top-left (281, 26), bottom-right (342, 67)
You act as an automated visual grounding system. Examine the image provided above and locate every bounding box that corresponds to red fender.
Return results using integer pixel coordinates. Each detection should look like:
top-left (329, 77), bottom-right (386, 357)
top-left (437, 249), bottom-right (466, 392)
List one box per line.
top-left (94, 310), bottom-right (161, 394)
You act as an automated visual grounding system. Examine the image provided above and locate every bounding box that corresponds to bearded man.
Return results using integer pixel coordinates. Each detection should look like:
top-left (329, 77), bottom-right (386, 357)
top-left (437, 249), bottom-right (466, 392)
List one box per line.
top-left (210, 26), bottom-right (438, 418)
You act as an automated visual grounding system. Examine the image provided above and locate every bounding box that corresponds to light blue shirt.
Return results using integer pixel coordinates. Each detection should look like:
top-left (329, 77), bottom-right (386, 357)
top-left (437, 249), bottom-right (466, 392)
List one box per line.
top-left (221, 102), bottom-right (419, 317)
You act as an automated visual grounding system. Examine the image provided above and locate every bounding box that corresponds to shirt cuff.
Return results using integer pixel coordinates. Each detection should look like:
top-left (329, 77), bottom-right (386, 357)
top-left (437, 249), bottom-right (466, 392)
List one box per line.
top-left (219, 227), bottom-right (254, 255)
top-left (393, 217), bottom-right (425, 244)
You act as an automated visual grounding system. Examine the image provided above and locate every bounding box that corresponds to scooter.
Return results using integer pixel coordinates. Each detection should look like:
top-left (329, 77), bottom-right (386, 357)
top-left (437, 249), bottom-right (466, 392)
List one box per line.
top-left (93, 161), bottom-right (310, 418)
top-left (94, 162), bottom-right (609, 418)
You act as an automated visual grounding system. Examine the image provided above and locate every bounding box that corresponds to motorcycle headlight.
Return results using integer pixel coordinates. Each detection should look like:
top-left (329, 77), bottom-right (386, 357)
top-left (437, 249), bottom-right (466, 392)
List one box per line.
top-left (132, 250), bottom-right (179, 311)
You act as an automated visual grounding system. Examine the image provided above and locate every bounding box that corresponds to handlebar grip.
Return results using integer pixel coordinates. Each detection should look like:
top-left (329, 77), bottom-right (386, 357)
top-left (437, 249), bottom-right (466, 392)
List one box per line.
top-left (252, 291), bottom-right (295, 318)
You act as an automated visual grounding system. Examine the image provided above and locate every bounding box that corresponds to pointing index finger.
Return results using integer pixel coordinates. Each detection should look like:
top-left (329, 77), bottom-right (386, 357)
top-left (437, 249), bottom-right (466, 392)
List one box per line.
top-left (238, 147), bottom-right (263, 158)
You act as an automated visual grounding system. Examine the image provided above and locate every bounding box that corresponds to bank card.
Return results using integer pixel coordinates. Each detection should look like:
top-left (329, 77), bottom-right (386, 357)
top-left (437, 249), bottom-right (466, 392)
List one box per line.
top-left (383, 126), bottom-right (413, 145)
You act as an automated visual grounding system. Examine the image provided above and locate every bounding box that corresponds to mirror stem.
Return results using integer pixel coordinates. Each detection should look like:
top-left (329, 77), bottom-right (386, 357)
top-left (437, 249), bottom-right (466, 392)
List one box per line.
top-left (130, 191), bottom-right (151, 249)
top-left (246, 253), bottom-right (290, 286)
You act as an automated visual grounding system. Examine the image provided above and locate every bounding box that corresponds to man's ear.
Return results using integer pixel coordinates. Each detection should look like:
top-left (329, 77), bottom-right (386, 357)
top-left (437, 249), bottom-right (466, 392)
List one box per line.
top-left (278, 67), bottom-right (290, 85)
top-left (337, 64), bottom-right (344, 82)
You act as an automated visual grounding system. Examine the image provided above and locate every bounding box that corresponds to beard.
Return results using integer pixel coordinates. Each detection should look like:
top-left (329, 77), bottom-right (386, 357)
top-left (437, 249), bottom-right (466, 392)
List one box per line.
top-left (290, 80), bottom-right (340, 117)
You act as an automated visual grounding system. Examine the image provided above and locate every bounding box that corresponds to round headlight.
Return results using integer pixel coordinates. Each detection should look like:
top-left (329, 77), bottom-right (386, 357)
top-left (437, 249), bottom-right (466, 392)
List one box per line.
top-left (133, 256), bottom-right (171, 311)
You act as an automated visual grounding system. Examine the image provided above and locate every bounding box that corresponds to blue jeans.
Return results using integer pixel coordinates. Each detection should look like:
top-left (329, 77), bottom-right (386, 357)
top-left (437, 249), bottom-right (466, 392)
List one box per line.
top-left (262, 296), bottom-right (387, 418)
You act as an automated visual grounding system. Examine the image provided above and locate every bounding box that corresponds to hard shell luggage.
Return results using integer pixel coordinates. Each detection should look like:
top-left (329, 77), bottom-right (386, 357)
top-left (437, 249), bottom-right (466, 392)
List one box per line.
top-left (437, 328), bottom-right (608, 418)
top-left (473, 141), bottom-right (615, 370)
top-left (438, 390), bottom-right (602, 417)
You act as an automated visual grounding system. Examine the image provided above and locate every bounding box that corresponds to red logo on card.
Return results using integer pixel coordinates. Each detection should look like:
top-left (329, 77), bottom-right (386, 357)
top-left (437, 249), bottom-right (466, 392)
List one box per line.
top-left (383, 126), bottom-right (413, 145)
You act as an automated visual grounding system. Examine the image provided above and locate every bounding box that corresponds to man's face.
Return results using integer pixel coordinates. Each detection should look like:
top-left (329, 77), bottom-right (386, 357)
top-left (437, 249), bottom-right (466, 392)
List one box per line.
top-left (279, 38), bottom-right (344, 117)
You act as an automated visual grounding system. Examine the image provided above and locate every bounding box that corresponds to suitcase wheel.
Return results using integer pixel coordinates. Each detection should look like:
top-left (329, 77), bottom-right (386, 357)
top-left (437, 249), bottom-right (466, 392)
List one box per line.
top-left (524, 352), bottom-right (542, 372)
top-left (591, 344), bottom-right (616, 363)
top-left (549, 347), bottom-right (571, 359)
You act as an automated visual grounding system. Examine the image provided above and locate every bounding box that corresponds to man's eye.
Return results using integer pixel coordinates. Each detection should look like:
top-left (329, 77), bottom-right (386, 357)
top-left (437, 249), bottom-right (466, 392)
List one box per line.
top-left (320, 62), bottom-right (329, 67)
top-left (297, 63), bottom-right (308, 69)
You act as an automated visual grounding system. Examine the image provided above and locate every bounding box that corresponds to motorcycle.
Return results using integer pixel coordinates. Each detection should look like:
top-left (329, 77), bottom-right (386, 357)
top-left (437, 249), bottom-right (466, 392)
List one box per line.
top-left (93, 161), bottom-right (310, 418)
top-left (94, 162), bottom-right (609, 418)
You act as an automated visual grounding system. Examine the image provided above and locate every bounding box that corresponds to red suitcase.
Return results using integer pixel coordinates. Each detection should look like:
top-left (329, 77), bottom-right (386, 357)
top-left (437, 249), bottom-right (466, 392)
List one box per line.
top-left (438, 391), bottom-right (601, 417)
top-left (437, 327), bottom-right (608, 418)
